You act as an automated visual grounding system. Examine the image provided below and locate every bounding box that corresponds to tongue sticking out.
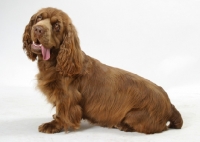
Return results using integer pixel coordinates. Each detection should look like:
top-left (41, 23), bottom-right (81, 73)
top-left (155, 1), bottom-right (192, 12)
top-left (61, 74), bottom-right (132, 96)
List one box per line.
top-left (32, 42), bottom-right (50, 60)
top-left (41, 45), bottom-right (50, 60)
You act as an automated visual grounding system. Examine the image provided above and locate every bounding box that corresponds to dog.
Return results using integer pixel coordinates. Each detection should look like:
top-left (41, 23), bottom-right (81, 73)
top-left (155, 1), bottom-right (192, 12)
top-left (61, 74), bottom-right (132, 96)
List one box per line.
top-left (22, 7), bottom-right (183, 134)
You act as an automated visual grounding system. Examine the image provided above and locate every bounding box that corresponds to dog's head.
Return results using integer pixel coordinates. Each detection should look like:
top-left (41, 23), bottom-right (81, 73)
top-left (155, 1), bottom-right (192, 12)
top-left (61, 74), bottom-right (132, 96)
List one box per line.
top-left (22, 7), bottom-right (83, 76)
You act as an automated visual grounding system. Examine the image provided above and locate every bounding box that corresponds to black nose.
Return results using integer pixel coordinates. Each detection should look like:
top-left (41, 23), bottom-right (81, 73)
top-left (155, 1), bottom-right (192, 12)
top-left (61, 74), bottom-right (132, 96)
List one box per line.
top-left (34, 25), bottom-right (44, 37)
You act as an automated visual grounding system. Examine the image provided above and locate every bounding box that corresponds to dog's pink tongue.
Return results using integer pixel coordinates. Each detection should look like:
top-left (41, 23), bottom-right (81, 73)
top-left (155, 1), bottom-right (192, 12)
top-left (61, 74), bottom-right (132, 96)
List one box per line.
top-left (41, 46), bottom-right (50, 60)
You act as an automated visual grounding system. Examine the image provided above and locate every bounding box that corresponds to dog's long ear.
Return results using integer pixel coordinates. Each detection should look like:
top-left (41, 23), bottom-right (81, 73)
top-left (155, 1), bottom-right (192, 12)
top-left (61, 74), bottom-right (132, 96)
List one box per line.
top-left (56, 23), bottom-right (83, 76)
top-left (22, 14), bottom-right (37, 61)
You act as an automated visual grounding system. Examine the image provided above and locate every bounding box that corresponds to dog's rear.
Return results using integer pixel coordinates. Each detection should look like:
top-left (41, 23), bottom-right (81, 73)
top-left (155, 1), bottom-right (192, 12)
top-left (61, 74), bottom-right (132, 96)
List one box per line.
top-left (169, 104), bottom-right (183, 129)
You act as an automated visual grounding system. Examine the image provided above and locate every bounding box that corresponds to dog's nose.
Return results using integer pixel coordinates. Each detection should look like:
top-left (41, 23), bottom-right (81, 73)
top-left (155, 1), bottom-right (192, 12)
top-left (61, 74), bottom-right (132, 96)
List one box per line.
top-left (34, 25), bottom-right (44, 37)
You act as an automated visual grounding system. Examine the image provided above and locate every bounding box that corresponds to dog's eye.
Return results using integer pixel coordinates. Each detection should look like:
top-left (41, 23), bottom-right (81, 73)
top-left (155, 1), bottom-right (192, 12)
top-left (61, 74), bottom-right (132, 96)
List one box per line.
top-left (36, 15), bottom-right (42, 22)
top-left (54, 23), bottom-right (60, 32)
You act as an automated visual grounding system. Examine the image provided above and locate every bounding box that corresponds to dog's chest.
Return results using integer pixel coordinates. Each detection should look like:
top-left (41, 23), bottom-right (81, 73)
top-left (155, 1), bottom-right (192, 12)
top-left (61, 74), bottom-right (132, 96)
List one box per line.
top-left (37, 69), bottom-right (62, 105)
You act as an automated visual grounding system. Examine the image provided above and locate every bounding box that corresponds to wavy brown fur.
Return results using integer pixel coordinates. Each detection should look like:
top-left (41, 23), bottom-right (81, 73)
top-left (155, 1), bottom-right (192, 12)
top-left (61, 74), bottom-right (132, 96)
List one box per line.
top-left (22, 7), bottom-right (183, 134)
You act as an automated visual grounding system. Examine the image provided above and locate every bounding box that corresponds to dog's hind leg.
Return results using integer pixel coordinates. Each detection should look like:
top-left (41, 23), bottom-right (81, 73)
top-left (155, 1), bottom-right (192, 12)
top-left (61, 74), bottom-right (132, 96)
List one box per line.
top-left (120, 109), bottom-right (168, 134)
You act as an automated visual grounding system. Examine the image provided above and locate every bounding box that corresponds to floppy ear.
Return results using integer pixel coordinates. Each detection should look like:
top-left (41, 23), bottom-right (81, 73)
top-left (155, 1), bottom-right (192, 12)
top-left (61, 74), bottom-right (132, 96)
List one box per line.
top-left (22, 14), bottom-right (37, 61)
top-left (56, 23), bottom-right (83, 76)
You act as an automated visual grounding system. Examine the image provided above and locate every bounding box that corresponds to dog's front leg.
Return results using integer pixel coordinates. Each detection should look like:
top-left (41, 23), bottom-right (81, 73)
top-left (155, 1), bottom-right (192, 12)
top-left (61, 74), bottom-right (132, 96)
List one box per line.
top-left (39, 76), bottom-right (82, 134)
top-left (55, 89), bottom-right (82, 132)
top-left (39, 89), bottom-right (82, 133)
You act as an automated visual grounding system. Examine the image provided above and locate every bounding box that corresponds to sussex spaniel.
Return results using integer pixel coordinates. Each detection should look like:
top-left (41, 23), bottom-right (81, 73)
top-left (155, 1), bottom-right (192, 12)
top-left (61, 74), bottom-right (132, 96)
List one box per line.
top-left (22, 7), bottom-right (183, 134)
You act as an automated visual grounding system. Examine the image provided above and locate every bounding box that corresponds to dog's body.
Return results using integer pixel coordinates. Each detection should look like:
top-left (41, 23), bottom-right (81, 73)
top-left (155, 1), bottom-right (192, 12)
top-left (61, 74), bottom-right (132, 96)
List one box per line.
top-left (23, 7), bottom-right (183, 134)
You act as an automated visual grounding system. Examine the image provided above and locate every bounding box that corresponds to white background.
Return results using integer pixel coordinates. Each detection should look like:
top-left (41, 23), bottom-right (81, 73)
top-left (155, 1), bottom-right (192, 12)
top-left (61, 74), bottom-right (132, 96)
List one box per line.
top-left (0, 0), bottom-right (200, 141)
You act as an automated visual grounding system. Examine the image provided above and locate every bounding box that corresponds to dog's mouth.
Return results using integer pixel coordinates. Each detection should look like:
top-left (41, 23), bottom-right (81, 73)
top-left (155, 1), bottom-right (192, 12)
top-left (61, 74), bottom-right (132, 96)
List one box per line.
top-left (31, 40), bottom-right (50, 60)
top-left (35, 39), bottom-right (41, 45)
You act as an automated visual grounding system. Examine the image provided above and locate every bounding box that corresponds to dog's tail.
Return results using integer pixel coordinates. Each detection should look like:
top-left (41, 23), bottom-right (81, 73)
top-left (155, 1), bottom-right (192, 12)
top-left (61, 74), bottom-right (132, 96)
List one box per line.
top-left (168, 104), bottom-right (183, 129)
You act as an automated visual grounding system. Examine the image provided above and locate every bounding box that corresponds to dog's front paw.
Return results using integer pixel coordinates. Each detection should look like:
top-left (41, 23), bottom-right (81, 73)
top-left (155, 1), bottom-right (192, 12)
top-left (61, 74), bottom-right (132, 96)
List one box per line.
top-left (38, 120), bottom-right (64, 133)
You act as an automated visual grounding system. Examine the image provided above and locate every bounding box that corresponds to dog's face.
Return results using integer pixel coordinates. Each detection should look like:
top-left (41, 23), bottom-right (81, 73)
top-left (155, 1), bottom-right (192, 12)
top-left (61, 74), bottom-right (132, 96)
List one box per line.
top-left (30, 9), bottom-right (66, 60)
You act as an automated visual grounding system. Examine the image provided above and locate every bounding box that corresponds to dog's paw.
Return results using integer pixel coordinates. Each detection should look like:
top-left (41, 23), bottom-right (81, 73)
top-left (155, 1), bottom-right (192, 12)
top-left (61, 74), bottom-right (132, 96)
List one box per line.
top-left (38, 120), bottom-right (63, 133)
